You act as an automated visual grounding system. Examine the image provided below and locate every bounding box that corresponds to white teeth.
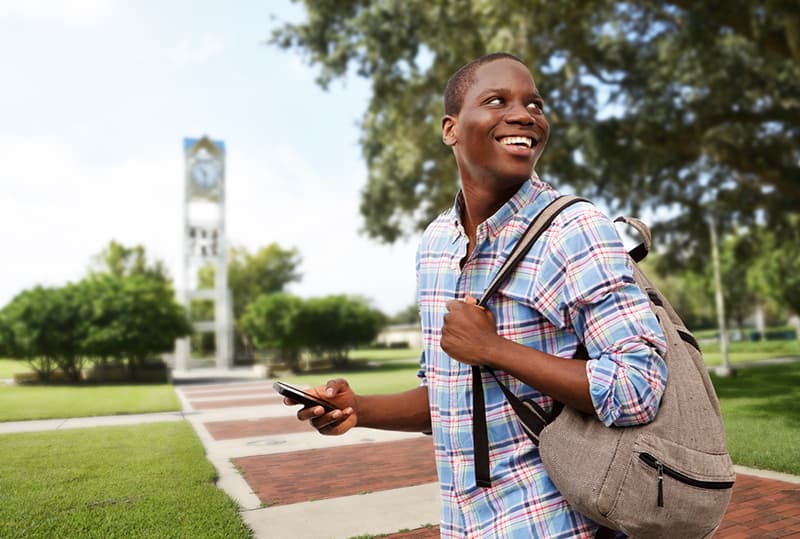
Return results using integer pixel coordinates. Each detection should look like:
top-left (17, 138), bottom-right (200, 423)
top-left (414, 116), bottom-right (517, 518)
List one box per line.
top-left (500, 136), bottom-right (532, 148)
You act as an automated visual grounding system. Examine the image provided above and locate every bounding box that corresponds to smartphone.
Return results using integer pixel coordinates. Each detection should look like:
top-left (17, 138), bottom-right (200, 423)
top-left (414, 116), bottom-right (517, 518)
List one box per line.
top-left (272, 381), bottom-right (337, 413)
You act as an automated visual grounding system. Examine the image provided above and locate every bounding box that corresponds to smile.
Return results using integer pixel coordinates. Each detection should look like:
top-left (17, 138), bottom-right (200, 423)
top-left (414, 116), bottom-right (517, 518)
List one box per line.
top-left (499, 136), bottom-right (533, 148)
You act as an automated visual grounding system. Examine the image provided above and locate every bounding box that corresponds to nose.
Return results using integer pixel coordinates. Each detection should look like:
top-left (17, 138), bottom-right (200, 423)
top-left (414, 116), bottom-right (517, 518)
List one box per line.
top-left (505, 100), bottom-right (535, 125)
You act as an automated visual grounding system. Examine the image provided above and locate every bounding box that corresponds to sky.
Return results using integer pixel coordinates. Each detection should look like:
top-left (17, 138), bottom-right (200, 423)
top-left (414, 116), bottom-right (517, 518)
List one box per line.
top-left (0, 0), bottom-right (419, 316)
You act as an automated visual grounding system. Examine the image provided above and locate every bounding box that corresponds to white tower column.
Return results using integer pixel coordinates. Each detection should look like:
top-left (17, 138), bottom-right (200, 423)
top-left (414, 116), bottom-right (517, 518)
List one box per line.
top-left (174, 136), bottom-right (234, 371)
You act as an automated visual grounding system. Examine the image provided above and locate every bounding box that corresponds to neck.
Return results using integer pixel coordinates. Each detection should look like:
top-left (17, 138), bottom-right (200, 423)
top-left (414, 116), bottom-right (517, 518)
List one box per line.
top-left (460, 178), bottom-right (525, 235)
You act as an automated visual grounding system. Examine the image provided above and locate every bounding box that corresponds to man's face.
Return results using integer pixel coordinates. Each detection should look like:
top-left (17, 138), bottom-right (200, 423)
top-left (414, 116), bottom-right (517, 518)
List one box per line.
top-left (443, 59), bottom-right (549, 187)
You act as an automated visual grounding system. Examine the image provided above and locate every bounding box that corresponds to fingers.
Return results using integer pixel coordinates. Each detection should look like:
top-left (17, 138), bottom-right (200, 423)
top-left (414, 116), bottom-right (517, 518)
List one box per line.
top-left (311, 407), bottom-right (355, 435)
top-left (446, 297), bottom-right (485, 311)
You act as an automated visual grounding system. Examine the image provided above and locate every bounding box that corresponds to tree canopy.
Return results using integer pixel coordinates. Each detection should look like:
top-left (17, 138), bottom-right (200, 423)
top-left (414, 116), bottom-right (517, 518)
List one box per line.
top-left (242, 293), bottom-right (386, 371)
top-left (198, 243), bottom-right (302, 321)
top-left (0, 243), bottom-right (191, 382)
top-left (90, 240), bottom-right (169, 282)
top-left (271, 0), bottom-right (800, 262)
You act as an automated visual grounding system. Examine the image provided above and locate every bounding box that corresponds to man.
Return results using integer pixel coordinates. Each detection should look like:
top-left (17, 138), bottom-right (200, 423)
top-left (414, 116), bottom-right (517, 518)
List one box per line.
top-left (289, 52), bottom-right (667, 538)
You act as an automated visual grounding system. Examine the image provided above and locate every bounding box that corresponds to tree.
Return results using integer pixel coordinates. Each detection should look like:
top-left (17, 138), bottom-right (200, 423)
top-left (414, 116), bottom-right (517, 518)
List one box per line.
top-left (241, 292), bottom-right (305, 372)
top-left (80, 275), bottom-right (192, 380)
top-left (390, 303), bottom-right (421, 325)
top-left (243, 293), bottom-right (387, 371)
top-left (296, 295), bottom-right (386, 368)
top-left (79, 275), bottom-right (192, 378)
top-left (0, 286), bottom-right (86, 381)
top-left (747, 220), bottom-right (800, 319)
top-left (271, 1), bottom-right (800, 261)
top-left (90, 240), bottom-right (169, 282)
top-left (639, 255), bottom-right (715, 331)
top-left (198, 243), bottom-right (302, 357)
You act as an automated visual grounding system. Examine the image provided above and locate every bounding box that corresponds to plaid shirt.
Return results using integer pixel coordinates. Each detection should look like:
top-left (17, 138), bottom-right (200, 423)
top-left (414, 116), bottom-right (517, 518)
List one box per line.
top-left (416, 176), bottom-right (667, 538)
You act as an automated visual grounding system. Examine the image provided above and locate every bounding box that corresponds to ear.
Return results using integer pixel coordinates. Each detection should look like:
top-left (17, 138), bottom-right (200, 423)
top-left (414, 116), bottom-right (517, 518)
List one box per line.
top-left (441, 115), bottom-right (457, 147)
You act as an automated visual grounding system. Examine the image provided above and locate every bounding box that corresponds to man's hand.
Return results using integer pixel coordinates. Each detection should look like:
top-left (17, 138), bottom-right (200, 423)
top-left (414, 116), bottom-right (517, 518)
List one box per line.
top-left (440, 296), bottom-right (500, 366)
top-left (288, 378), bottom-right (358, 435)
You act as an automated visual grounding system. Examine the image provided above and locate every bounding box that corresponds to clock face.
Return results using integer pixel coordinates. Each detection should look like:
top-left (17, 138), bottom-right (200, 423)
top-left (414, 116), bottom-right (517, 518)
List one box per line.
top-left (191, 160), bottom-right (221, 189)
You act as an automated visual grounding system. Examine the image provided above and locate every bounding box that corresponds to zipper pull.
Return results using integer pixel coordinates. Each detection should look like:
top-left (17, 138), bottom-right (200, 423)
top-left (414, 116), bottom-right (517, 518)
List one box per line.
top-left (657, 461), bottom-right (664, 507)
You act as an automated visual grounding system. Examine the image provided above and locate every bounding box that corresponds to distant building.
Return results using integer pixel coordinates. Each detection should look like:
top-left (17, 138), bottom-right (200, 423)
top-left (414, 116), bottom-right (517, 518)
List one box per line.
top-left (375, 323), bottom-right (422, 349)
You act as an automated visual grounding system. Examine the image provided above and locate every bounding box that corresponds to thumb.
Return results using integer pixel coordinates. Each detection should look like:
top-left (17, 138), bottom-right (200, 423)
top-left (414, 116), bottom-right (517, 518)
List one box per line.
top-left (464, 295), bottom-right (478, 306)
top-left (324, 378), bottom-right (350, 398)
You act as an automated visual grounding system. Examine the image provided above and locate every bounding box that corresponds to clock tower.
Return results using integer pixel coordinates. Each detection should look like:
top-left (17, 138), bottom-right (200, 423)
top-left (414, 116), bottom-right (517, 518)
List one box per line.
top-left (174, 136), bottom-right (234, 371)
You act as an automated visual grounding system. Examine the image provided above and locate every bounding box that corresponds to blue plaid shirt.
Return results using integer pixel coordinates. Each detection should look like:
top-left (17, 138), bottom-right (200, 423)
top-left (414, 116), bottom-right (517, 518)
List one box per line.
top-left (416, 176), bottom-right (667, 538)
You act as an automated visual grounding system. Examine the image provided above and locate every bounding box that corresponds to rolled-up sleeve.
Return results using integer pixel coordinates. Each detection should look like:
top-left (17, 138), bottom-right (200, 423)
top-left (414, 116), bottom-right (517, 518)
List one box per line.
top-left (544, 205), bottom-right (667, 427)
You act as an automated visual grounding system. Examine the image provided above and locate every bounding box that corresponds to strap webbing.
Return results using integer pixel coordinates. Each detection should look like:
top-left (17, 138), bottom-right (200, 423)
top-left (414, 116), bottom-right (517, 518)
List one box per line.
top-left (471, 195), bottom-right (586, 487)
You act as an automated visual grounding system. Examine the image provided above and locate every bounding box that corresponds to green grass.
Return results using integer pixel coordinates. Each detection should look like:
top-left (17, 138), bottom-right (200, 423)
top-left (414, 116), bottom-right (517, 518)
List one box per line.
top-left (0, 384), bottom-right (180, 422)
top-left (0, 421), bottom-right (252, 539)
top-left (701, 339), bottom-right (800, 366)
top-left (349, 347), bottom-right (422, 362)
top-left (0, 359), bottom-right (32, 379)
top-left (281, 358), bottom-right (422, 395)
top-left (712, 362), bottom-right (800, 476)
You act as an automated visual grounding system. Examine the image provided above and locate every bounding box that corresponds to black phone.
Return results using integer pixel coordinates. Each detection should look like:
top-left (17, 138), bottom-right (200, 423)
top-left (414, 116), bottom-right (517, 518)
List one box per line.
top-left (272, 381), bottom-right (337, 413)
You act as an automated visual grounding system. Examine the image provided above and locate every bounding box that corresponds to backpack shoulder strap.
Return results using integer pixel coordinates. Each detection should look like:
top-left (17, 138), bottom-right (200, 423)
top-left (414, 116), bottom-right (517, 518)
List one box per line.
top-left (473, 194), bottom-right (588, 487)
top-left (477, 195), bottom-right (588, 307)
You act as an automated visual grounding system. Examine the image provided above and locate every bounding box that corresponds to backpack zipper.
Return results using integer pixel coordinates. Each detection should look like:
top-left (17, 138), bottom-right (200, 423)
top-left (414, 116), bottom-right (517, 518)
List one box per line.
top-left (639, 453), bottom-right (735, 507)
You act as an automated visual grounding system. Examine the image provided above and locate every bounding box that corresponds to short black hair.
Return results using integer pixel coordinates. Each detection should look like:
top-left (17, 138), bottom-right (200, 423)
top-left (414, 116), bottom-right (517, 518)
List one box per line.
top-left (443, 52), bottom-right (527, 116)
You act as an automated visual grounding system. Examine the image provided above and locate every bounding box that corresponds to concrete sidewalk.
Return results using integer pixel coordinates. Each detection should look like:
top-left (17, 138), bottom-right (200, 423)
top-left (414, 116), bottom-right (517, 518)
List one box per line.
top-left (2, 366), bottom-right (800, 538)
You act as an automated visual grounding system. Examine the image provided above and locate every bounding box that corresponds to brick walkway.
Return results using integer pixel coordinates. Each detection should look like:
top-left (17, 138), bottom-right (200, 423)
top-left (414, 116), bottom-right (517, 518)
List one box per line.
top-left (178, 379), bottom-right (800, 538)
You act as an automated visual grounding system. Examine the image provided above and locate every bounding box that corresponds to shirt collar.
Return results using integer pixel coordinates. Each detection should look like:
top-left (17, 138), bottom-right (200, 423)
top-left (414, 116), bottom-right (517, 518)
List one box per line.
top-left (450, 173), bottom-right (548, 242)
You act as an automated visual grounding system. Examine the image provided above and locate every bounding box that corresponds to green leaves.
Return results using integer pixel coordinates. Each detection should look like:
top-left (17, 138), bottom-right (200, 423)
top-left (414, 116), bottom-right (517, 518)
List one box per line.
top-left (242, 293), bottom-right (386, 371)
top-left (0, 245), bottom-right (192, 382)
top-left (271, 0), bottom-right (800, 262)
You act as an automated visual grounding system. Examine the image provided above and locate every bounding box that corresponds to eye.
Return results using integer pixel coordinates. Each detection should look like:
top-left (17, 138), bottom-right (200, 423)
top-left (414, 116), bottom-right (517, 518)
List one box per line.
top-left (487, 96), bottom-right (504, 105)
top-left (528, 101), bottom-right (544, 112)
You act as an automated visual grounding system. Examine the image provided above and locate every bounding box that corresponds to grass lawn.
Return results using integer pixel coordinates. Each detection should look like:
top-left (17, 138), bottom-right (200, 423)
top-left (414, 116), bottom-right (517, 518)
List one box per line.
top-left (282, 358), bottom-right (421, 395)
top-left (701, 339), bottom-right (800, 366)
top-left (0, 358), bottom-right (32, 379)
top-left (711, 362), bottom-right (800, 476)
top-left (349, 347), bottom-right (422, 362)
top-left (0, 384), bottom-right (180, 422)
top-left (0, 421), bottom-right (252, 539)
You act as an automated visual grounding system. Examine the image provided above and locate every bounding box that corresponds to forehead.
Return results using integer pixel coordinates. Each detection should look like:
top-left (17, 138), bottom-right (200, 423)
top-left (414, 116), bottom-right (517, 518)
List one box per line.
top-left (466, 59), bottom-right (536, 99)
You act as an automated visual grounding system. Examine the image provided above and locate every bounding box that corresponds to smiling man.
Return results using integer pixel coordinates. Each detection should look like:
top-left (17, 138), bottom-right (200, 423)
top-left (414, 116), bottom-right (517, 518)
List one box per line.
top-left (288, 53), bottom-right (667, 538)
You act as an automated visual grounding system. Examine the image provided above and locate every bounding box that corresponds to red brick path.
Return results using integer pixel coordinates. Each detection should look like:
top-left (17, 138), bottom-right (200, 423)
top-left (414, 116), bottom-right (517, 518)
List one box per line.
top-left (233, 436), bottom-right (438, 506)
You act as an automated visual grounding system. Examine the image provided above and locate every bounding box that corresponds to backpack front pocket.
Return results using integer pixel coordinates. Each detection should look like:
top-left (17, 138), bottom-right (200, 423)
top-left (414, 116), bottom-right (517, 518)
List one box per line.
top-left (603, 434), bottom-right (736, 539)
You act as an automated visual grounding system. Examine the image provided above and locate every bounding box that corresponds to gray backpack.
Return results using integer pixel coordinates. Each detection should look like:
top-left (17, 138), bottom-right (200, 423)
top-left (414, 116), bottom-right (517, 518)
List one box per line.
top-left (472, 196), bottom-right (735, 539)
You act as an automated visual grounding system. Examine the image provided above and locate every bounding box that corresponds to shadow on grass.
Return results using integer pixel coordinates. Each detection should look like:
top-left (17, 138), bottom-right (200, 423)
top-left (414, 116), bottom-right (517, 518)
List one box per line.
top-left (710, 362), bottom-right (800, 427)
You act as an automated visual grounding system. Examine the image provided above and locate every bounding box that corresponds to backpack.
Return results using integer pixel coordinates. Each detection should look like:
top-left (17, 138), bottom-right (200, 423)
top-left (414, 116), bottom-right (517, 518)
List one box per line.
top-left (471, 196), bottom-right (735, 539)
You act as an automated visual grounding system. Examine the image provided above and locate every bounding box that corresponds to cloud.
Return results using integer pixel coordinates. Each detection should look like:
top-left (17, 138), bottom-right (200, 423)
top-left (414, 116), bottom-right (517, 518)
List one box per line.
top-left (226, 144), bottom-right (418, 313)
top-left (0, 0), bottom-right (113, 24)
top-left (0, 136), bottom-right (183, 306)
top-left (169, 34), bottom-right (232, 66)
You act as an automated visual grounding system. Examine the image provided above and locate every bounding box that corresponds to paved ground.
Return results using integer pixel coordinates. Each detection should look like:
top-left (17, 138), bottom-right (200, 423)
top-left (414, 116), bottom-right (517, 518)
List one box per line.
top-left (2, 366), bottom-right (798, 538)
top-left (169, 370), bottom-right (800, 539)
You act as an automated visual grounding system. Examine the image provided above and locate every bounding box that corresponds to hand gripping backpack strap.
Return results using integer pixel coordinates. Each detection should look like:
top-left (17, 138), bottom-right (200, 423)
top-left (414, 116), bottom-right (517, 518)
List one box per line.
top-left (471, 195), bottom-right (586, 488)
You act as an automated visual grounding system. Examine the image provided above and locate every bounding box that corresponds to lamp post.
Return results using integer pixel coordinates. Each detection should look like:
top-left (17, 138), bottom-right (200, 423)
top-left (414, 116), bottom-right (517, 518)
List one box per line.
top-left (707, 214), bottom-right (734, 377)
